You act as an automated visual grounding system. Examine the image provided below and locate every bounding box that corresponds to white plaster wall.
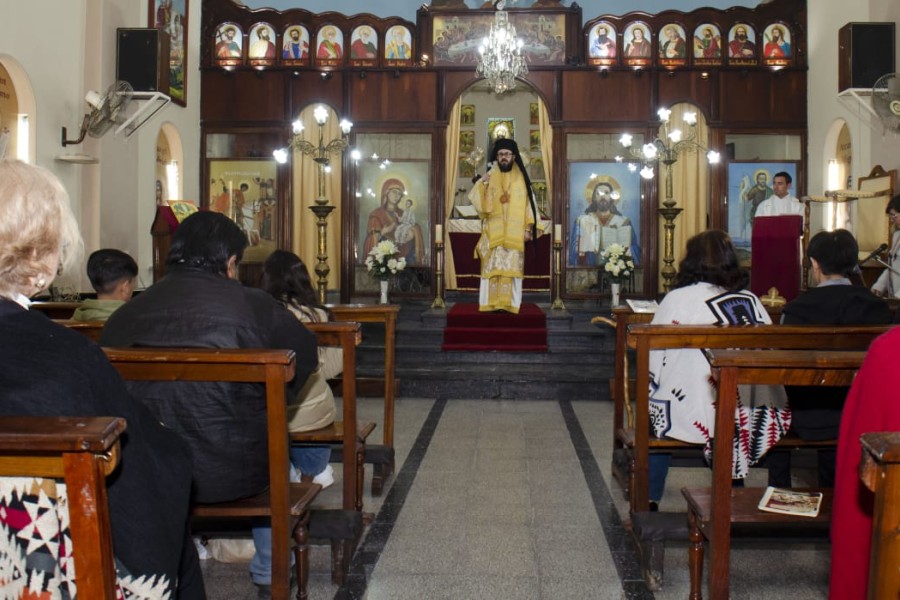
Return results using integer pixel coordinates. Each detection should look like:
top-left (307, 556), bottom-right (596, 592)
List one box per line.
top-left (0, 0), bottom-right (200, 290)
top-left (807, 0), bottom-right (900, 206)
top-left (0, 0), bottom-right (88, 288)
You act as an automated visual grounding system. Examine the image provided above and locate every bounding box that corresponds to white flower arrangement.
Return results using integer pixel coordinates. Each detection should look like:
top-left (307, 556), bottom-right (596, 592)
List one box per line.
top-left (365, 240), bottom-right (407, 281)
top-left (599, 243), bottom-right (635, 284)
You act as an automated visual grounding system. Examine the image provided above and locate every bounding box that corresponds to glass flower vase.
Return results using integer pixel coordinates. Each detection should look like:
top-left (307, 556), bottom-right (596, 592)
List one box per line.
top-left (610, 282), bottom-right (621, 307)
top-left (379, 280), bottom-right (390, 304)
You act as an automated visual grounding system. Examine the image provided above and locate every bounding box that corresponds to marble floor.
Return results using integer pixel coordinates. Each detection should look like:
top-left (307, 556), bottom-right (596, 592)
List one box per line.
top-left (200, 396), bottom-right (831, 599)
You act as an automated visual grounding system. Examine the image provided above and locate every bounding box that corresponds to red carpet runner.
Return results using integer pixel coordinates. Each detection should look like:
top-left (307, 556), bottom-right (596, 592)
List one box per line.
top-left (441, 303), bottom-right (548, 352)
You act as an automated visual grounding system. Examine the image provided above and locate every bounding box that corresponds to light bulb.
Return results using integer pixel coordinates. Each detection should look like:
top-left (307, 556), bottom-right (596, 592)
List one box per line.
top-left (614, 156), bottom-right (623, 163)
top-left (640, 165), bottom-right (655, 179)
top-left (683, 111), bottom-right (698, 125)
top-left (620, 133), bottom-right (633, 147)
top-left (340, 119), bottom-right (353, 134)
top-left (641, 143), bottom-right (658, 160)
top-left (291, 120), bottom-right (304, 135)
top-left (627, 163), bottom-right (637, 173)
top-left (313, 106), bottom-right (328, 125)
top-left (350, 149), bottom-right (362, 161)
top-left (657, 108), bottom-right (671, 122)
top-left (272, 148), bottom-right (288, 164)
top-left (707, 150), bottom-right (721, 164)
top-left (668, 129), bottom-right (683, 143)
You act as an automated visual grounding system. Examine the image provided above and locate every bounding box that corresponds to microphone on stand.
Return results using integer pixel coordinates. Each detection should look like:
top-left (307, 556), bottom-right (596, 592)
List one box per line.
top-left (859, 243), bottom-right (889, 266)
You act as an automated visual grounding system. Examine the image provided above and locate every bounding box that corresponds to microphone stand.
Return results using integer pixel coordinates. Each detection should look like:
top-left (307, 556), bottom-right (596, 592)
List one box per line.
top-left (873, 257), bottom-right (900, 278)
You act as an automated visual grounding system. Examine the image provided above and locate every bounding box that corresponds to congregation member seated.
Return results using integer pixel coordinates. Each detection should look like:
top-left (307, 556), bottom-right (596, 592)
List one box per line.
top-left (101, 211), bottom-right (319, 598)
top-left (871, 194), bottom-right (900, 300)
top-left (831, 327), bottom-right (900, 599)
top-left (261, 250), bottom-right (341, 489)
top-left (72, 248), bottom-right (138, 321)
top-left (647, 230), bottom-right (790, 509)
top-left (767, 229), bottom-right (891, 488)
top-left (0, 160), bottom-right (203, 597)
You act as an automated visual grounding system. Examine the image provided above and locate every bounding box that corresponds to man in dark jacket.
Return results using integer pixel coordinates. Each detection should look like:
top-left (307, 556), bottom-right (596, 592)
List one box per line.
top-left (102, 211), bottom-right (319, 594)
top-left (767, 229), bottom-right (892, 487)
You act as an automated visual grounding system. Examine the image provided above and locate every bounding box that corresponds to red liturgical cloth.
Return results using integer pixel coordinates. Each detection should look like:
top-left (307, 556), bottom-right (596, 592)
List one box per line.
top-left (751, 215), bottom-right (802, 301)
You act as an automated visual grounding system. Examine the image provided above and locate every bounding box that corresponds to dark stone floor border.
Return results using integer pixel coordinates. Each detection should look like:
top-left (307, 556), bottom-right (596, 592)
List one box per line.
top-left (335, 397), bottom-right (448, 600)
top-left (559, 399), bottom-right (655, 599)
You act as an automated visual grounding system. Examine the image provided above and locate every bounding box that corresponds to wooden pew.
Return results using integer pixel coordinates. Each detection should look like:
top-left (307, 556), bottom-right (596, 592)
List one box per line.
top-left (54, 319), bottom-right (105, 342)
top-left (591, 306), bottom-right (653, 490)
top-left (626, 324), bottom-right (890, 514)
top-left (275, 320), bottom-right (370, 585)
top-left (58, 318), bottom-right (372, 523)
top-left (859, 432), bottom-right (900, 600)
top-left (0, 416), bottom-right (125, 599)
top-left (682, 349), bottom-right (865, 600)
top-left (329, 304), bottom-right (400, 496)
top-left (104, 348), bottom-right (320, 600)
top-left (31, 300), bottom-right (80, 319)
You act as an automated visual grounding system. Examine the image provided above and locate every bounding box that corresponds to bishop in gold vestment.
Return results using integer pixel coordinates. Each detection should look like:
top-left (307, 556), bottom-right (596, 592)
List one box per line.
top-left (467, 138), bottom-right (539, 313)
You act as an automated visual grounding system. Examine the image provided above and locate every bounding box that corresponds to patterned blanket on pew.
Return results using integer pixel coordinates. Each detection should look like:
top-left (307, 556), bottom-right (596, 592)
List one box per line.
top-left (0, 477), bottom-right (172, 599)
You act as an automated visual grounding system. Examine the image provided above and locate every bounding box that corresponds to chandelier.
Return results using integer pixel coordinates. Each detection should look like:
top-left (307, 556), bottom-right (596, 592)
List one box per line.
top-left (476, 0), bottom-right (527, 95)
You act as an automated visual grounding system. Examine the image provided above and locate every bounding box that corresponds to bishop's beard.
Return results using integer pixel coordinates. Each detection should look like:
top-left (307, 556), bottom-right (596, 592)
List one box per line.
top-left (497, 161), bottom-right (514, 173)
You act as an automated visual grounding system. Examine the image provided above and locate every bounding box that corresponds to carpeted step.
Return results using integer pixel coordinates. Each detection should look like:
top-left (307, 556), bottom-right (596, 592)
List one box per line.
top-left (442, 302), bottom-right (548, 352)
top-left (442, 326), bottom-right (549, 351)
top-left (440, 342), bottom-right (549, 352)
top-left (445, 302), bottom-right (546, 328)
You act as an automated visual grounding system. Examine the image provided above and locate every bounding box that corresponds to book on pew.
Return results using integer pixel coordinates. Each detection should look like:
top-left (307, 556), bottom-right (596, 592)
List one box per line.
top-left (626, 299), bottom-right (660, 314)
top-left (757, 486), bottom-right (823, 517)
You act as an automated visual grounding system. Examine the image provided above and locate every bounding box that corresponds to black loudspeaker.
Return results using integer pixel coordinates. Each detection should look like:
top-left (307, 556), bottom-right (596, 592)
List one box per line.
top-left (116, 28), bottom-right (169, 92)
top-left (838, 22), bottom-right (895, 91)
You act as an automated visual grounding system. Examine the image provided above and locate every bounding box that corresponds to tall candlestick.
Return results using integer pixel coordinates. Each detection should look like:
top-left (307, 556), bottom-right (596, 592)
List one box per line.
top-left (435, 223), bottom-right (443, 240)
top-left (554, 223), bottom-right (562, 240)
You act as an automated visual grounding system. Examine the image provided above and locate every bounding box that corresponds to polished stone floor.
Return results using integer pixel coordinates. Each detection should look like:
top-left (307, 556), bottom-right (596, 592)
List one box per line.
top-left (200, 397), bottom-right (831, 599)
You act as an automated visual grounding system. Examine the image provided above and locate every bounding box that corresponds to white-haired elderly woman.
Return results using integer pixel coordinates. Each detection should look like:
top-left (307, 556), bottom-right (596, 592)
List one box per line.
top-left (0, 160), bottom-right (204, 598)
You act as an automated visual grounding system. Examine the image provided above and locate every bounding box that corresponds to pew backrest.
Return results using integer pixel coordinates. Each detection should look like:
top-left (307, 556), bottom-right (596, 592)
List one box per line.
top-left (0, 415), bottom-right (126, 599)
top-left (300, 321), bottom-right (364, 511)
top-left (624, 323), bottom-right (891, 512)
top-left (55, 319), bottom-right (105, 342)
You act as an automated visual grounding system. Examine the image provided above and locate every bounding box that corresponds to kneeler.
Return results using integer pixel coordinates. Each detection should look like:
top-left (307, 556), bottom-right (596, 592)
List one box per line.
top-left (751, 215), bottom-right (802, 301)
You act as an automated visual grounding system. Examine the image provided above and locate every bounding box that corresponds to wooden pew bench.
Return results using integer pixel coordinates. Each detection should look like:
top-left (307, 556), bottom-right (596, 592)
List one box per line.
top-left (104, 348), bottom-right (321, 600)
top-left (621, 323), bottom-right (888, 590)
top-left (54, 318), bottom-right (105, 342)
top-left (295, 321), bottom-right (372, 584)
top-left (0, 416), bottom-right (125, 599)
top-left (31, 300), bottom-right (80, 319)
top-left (682, 348), bottom-right (865, 600)
top-left (98, 320), bottom-right (369, 586)
top-left (329, 304), bottom-right (400, 497)
top-left (625, 324), bottom-right (889, 513)
top-left (859, 431), bottom-right (900, 599)
top-left (591, 306), bottom-right (653, 490)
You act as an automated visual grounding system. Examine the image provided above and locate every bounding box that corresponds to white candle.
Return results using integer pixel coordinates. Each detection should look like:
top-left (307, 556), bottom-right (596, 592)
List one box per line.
top-left (554, 223), bottom-right (562, 240)
top-left (435, 223), bottom-right (443, 240)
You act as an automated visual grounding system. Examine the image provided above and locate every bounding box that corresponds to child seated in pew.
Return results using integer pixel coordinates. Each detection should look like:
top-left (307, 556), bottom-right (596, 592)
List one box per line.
top-left (261, 250), bottom-right (341, 489)
top-left (647, 230), bottom-right (790, 510)
top-left (72, 248), bottom-right (138, 321)
top-left (767, 229), bottom-right (891, 488)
